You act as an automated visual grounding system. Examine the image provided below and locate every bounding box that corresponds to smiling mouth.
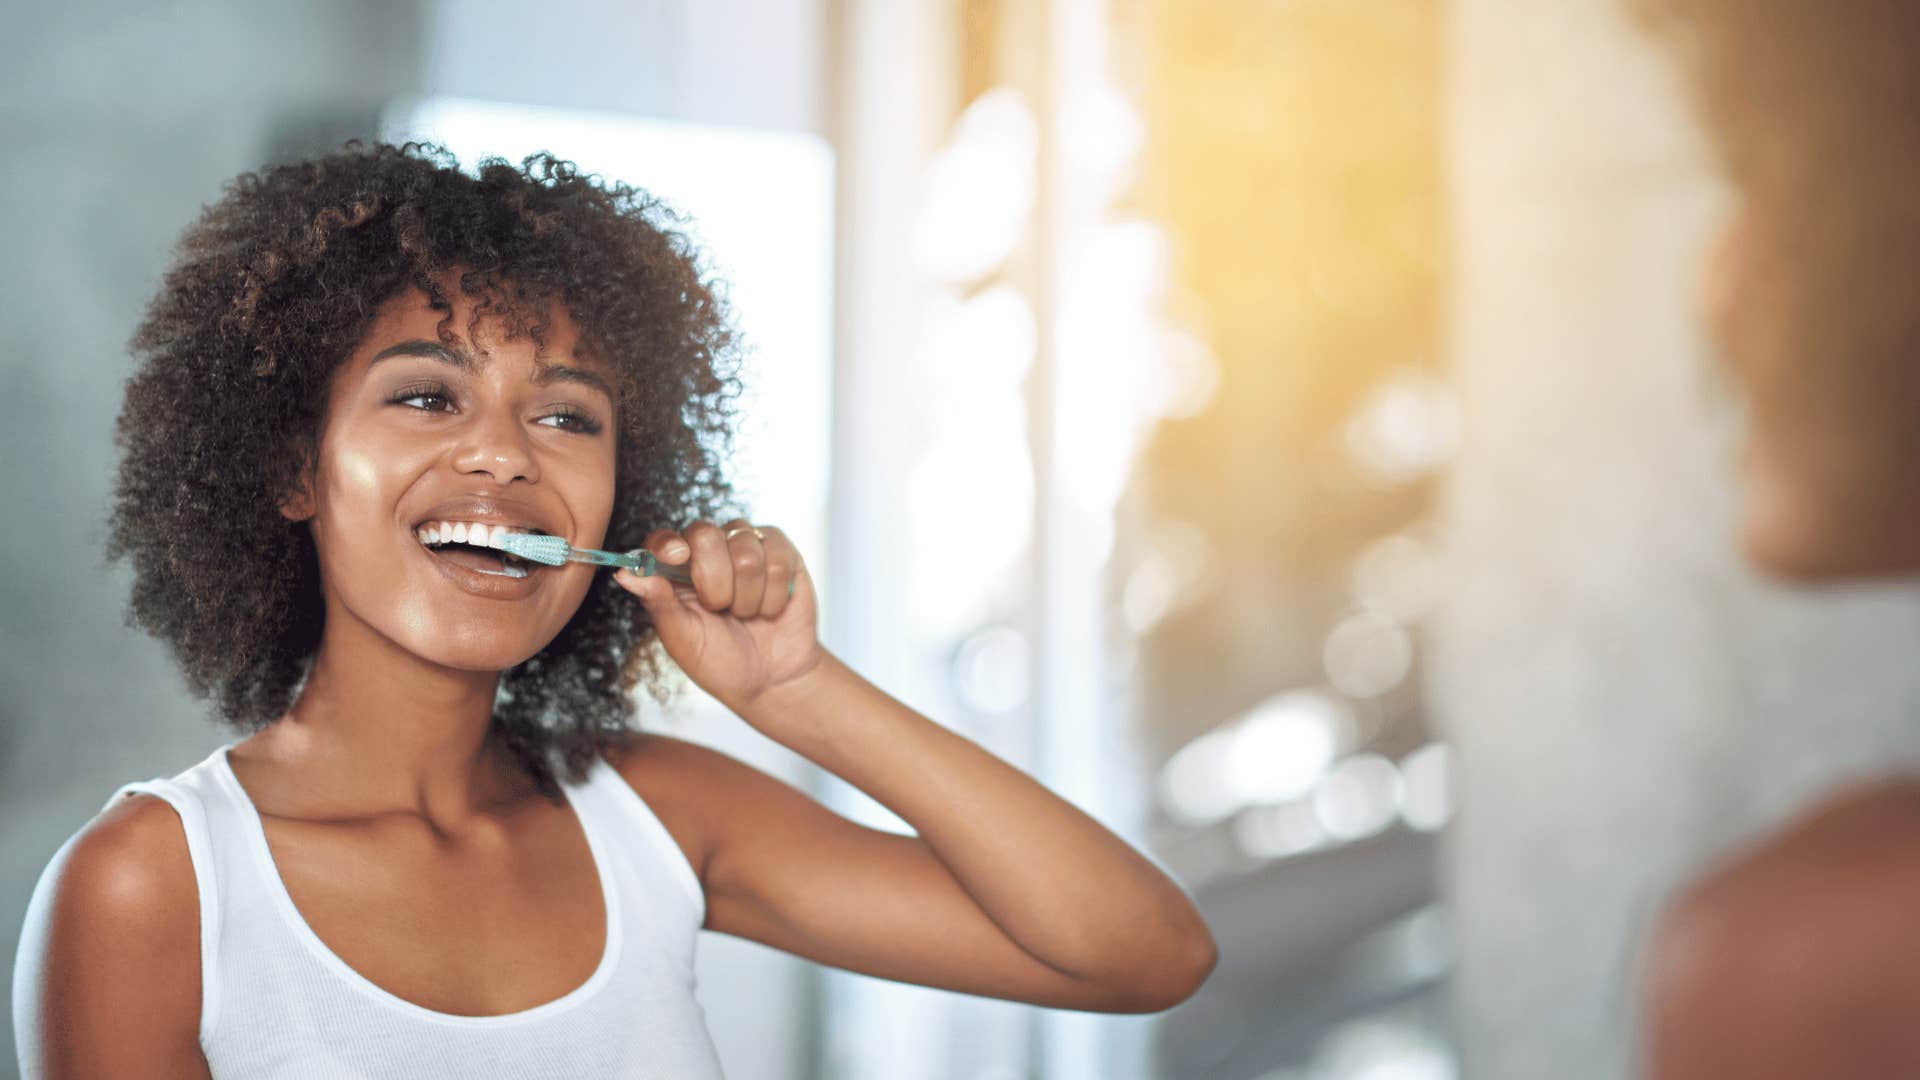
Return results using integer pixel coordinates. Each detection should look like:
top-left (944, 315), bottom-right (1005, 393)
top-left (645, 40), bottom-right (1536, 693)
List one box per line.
top-left (414, 524), bottom-right (549, 579)
top-left (428, 544), bottom-right (535, 578)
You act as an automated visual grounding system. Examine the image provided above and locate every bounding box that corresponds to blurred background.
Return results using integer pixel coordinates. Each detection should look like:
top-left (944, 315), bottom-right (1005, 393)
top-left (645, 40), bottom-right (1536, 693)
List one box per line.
top-left (10, 1), bottom-right (1920, 1078)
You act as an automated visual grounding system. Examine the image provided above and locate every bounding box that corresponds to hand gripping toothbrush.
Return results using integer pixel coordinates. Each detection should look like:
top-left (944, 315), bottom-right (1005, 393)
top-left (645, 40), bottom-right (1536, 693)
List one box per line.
top-left (497, 533), bottom-right (696, 584)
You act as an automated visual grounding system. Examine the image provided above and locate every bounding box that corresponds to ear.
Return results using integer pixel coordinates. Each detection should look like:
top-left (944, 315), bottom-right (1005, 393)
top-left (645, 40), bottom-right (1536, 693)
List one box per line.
top-left (277, 451), bottom-right (316, 523)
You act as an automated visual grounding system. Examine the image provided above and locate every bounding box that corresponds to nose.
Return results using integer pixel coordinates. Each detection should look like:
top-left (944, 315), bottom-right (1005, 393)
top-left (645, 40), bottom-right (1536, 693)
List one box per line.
top-left (450, 404), bottom-right (540, 485)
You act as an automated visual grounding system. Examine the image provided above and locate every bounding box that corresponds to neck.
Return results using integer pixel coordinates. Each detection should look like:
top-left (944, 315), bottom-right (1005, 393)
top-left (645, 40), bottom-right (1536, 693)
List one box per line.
top-left (258, 619), bottom-right (531, 829)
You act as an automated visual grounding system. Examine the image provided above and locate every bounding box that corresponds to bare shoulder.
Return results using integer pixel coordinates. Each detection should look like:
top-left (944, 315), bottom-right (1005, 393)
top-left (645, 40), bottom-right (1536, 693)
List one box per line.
top-left (599, 728), bottom-right (737, 801)
top-left (1643, 778), bottom-right (1920, 1078)
top-left (599, 731), bottom-right (763, 884)
top-left (1682, 777), bottom-right (1920, 916)
top-left (604, 728), bottom-right (816, 813)
top-left (17, 791), bottom-right (209, 1077)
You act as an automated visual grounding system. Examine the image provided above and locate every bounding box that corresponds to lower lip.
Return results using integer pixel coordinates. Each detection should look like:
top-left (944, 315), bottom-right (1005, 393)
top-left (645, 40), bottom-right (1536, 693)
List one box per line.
top-left (414, 538), bottom-right (550, 600)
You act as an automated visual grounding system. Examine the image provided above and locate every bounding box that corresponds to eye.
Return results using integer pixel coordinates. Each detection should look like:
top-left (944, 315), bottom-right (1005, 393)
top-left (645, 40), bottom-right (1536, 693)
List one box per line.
top-left (388, 382), bottom-right (603, 435)
top-left (539, 406), bottom-right (604, 435)
top-left (389, 381), bottom-right (453, 411)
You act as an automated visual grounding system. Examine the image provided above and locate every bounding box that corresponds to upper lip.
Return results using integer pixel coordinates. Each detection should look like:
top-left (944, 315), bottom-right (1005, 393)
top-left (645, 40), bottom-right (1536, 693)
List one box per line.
top-left (410, 496), bottom-right (560, 537)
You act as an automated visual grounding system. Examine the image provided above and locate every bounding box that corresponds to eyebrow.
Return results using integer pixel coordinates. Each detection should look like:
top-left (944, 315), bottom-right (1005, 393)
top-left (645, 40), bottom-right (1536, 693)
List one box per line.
top-left (367, 339), bottom-right (616, 405)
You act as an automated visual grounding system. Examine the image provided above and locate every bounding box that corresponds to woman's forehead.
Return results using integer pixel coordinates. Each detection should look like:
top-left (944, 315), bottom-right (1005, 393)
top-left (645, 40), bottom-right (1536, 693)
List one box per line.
top-left (358, 284), bottom-right (604, 370)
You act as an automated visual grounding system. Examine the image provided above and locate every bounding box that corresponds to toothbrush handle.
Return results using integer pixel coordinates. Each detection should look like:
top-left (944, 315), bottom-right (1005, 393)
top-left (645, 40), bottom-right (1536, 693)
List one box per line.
top-left (604, 547), bottom-right (696, 586)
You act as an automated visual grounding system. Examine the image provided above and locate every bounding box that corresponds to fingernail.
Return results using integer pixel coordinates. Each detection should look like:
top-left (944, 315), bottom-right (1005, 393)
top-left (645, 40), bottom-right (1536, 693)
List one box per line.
top-left (667, 542), bottom-right (689, 559)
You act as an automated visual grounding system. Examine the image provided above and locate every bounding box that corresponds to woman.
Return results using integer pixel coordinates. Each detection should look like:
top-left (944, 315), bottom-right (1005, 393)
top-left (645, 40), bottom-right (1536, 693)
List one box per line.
top-left (1629, 2), bottom-right (1920, 1076)
top-left (11, 142), bottom-right (1217, 1078)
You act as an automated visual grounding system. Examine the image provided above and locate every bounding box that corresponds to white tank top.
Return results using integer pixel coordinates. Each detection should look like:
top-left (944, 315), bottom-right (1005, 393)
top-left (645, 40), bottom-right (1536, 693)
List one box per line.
top-left (45, 740), bottom-right (727, 1079)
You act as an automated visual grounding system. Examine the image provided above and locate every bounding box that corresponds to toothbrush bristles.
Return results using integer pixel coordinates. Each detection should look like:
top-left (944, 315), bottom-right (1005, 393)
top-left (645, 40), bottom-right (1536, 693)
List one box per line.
top-left (497, 532), bottom-right (573, 567)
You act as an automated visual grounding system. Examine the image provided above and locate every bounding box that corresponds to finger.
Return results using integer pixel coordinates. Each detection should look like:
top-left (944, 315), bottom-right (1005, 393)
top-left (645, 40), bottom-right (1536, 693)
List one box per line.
top-left (722, 518), bottom-right (767, 619)
top-left (756, 525), bottom-right (801, 619)
top-left (680, 520), bottom-right (735, 613)
top-left (613, 552), bottom-right (684, 617)
top-left (644, 527), bottom-right (691, 565)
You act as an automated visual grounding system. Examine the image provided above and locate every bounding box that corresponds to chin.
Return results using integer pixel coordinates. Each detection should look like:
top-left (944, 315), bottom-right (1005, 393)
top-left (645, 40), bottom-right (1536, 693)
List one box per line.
top-left (1739, 518), bottom-right (1854, 583)
top-left (399, 627), bottom-right (547, 673)
top-left (423, 649), bottom-right (535, 675)
top-left (1738, 475), bottom-right (1920, 584)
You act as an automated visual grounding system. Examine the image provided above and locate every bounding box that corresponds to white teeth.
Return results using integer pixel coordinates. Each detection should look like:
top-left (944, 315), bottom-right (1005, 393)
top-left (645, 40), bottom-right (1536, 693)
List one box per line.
top-left (414, 521), bottom-right (543, 574)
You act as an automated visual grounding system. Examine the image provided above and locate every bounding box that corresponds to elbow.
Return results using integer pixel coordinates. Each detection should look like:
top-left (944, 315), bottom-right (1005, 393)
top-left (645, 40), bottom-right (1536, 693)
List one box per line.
top-left (1183, 925), bottom-right (1221, 994)
top-left (1111, 926), bottom-right (1220, 1014)
top-left (1168, 930), bottom-right (1221, 1008)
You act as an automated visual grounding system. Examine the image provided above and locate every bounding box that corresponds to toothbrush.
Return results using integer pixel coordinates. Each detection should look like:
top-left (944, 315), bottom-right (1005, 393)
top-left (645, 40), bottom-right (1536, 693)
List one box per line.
top-left (497, 533), bottom-right (696, 585)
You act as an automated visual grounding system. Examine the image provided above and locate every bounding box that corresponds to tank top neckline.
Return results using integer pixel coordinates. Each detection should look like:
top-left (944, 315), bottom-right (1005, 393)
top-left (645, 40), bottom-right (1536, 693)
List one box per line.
top-left (207, 739), bottom-right (626, 1028)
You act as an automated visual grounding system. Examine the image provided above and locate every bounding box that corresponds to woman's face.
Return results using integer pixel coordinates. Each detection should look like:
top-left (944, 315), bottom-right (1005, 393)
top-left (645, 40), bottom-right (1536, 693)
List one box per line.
top-left (1703, 193), bottom-right (1920, 581)
top-left (279, 282), bottom-right (621, 671)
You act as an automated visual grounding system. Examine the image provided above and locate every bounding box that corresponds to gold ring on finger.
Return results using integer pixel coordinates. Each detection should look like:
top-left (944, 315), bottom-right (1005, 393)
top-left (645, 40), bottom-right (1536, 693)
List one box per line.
top-left (726, 526), bottom-right (765, 541)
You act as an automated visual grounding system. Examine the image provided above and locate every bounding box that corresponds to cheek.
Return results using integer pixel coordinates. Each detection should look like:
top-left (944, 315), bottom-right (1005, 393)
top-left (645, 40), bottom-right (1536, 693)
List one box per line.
top-left (301, 455), bottom-right (406, 624)
top-left (568, 447), bottom-right (622, 542)
top-left (324, 445), bottom-right (389, 515)
top-left (301, 420), bottom-right (436, 601)
top-left (312, 435), bottom-right (415, 540)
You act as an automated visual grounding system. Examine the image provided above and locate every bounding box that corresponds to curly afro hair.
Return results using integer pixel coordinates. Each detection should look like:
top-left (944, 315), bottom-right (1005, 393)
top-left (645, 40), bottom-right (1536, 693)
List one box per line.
top-left (107, 140), bottom-right (747, 797)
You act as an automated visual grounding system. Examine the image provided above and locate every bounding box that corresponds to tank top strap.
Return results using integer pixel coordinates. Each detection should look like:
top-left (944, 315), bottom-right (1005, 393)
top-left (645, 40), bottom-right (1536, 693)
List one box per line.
top-left (101, 771), bottom-right (225, 1046)
top-left (575, 751), bottom-right (708, 935)
top-left (50, 743), bottom-right (728, 1077)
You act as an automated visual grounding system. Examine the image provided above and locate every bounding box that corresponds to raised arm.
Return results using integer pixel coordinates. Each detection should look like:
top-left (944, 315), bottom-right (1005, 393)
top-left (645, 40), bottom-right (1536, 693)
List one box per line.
top-left (612, 519), bottom-right (1218, 1013)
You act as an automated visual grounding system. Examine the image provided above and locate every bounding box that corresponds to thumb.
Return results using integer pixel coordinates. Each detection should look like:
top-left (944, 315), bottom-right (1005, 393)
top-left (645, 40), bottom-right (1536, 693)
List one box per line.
top-left (614, 566), bottom-right (681, 620)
